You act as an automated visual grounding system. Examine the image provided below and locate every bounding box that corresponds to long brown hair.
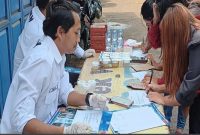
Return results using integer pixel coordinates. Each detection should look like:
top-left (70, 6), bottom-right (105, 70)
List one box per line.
top-left (160, 3), bottom-right (200, 95)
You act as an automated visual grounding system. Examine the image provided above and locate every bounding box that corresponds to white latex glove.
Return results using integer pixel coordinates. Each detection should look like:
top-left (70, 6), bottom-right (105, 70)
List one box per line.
top-left (89, 94), bottom-right (108, 110)
top-left (63, 123), bottom-right (92, 134)
top-left (83, 49), bottom-right (96, 58)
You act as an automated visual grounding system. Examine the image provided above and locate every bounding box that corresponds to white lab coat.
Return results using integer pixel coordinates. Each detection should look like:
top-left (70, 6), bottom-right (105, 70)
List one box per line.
top-left (13, 6), bottom-right (84, 76)
top-left (1, 36), bottom-right (73, 133)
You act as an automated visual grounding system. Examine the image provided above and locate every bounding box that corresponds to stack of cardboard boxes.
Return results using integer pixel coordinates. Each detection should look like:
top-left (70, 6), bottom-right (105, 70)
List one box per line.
top-left (90, 23), bottom-right (107, 52)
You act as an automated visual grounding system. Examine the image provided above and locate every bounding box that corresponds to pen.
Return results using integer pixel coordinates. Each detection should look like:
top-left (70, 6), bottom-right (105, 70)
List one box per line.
top-left (106, 97), bottom-right (112, 104)
top-left (147, 69), bottom-right (153, 95)
top-left (149, 69), bottom-right (153, 84)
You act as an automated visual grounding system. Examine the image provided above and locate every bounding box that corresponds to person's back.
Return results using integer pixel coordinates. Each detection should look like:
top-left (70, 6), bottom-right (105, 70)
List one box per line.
top-left (13, 5), bottom-right (45, 76)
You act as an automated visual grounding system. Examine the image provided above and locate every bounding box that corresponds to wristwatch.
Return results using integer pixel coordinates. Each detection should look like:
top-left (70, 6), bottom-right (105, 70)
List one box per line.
top-left (85, 93), bottom-right (93, 106)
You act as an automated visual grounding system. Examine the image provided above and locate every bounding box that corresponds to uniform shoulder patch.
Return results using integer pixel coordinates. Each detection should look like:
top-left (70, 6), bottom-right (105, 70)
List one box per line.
top-left (29, 11), bottom-right (34, 22)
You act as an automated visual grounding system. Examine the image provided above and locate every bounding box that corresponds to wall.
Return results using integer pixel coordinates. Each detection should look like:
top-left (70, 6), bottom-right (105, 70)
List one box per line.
top-left (0, 0), bottom-right (34, 118)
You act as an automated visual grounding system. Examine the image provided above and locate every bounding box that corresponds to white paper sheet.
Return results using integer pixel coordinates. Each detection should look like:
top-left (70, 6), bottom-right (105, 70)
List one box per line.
top-left (127, 90), bottom-right (151, 106)
top-left (131, 49), bottom-right (146, 58)
top-left (110, 106), bottom-right (166, 134)
top-left (72, 110), bottom-right (102, 132)
top-left (124, 39), bottom-right (142, 47)
top-left (132, 71), bottom-right (148, 82)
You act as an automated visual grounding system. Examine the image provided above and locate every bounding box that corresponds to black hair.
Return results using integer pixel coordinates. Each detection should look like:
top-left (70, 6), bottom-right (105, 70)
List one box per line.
top-left (141, 0), bottom-right (155, 20)
top-left (157, 0), bottom-right (189, 19)
top-left (141, 0), bottom-right (189, 21)
top-left (43, 0), bottom-right (79, 40)
top-left (36, 0), bottom-right (49, 10)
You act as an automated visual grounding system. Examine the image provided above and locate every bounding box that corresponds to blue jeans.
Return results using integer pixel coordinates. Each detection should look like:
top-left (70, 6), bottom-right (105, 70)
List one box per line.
top-left (164, 105), bottom-right (186, 129)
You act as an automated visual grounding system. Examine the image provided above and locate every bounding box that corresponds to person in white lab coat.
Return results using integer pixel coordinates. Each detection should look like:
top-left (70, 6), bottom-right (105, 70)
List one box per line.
top-left (0, 0), bottom-right (107, 134)
top-left (13, 0), bottom-right (95, 76)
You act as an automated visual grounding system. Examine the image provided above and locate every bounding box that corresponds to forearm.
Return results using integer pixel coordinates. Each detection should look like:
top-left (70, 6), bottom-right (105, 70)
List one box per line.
top-left (23, 118), bottom-right (64, 134)
top-left (146, 41), bottom-right (151, 50)
top-left (144, 41), bottom-right (152, 51)
top-left (156, 86), bottom-right (166, 93)
top-left (163, 95), bottom-right (180, 106)
top-left (67, 91), bottom-right (86, 106)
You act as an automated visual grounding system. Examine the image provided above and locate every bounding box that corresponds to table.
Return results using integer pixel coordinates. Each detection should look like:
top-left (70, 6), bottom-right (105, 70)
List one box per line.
top-left (75, 53), bottom-right (169, 134)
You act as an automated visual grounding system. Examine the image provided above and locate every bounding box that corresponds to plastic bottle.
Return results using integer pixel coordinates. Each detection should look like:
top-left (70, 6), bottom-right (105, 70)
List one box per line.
top-left (106, 29), bottom-right (112, 51)
top-left (117, 29), bottom-right (124, 48)
top-left (112, 29), bottom-right (118, 52)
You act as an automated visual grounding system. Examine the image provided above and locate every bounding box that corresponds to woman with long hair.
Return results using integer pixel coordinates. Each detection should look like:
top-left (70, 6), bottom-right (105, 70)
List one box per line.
top-left (148, 3), bottom-right (200, 133)
top-left (141, 0), bottom-right (189, 133)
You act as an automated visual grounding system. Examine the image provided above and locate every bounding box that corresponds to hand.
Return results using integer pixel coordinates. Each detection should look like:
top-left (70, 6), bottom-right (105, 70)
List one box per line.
top-left (146, 54), bottom-right (163, 70)
top-left (63, 123), bottom-right (92, 134)
top-left (146, 53), bottom-right (154, 60)
top-left (141, 44), bottom-right (149, 54)
top-left (145, 83), bottom-right (166, 93)
top-left (142, 76), bottom-right (158, 84)
top-left (147, 91), bottom-right (165, 105)
top-left (84, 15), bottom-right (90, 28)
top-left (146, 53), bottom-right (156, 65)
top-left (141, 41), bottom-right (152, 53)
top-left (152, 3), bottom-right (160, 25)
top-left (83, 49), bottom-right (96, 58)
top-left (143, 81), bottom-right (156, 94)
top-left (89, 94), bottom-right (108, 110)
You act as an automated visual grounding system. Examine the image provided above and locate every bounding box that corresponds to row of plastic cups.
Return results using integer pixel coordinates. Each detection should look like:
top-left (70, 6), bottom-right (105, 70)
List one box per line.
top-left (99, 58), bottom-right (131, 68)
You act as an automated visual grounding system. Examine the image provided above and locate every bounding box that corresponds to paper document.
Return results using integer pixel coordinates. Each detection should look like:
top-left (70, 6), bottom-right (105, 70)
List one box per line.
top-left (110, 106), bottom-right (166, 134)
top-left (131, 49), bottom-right (146, 58)
top-left (131, 63), bottom-right (155, 71)
top-left (132, 71), bottom-right (148, 81)
top-left (127, 90), bottom-right (151, 106)
top-left (124, 39), bottom-right (142, 47)
top-left (72, 110), bottom-right (102, 132)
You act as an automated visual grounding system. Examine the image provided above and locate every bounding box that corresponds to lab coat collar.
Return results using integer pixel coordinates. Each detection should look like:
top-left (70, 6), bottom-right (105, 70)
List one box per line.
top-left (34, 6), bottom-right (45, 22)
top-left (47, 36), bottom-right (63, 64)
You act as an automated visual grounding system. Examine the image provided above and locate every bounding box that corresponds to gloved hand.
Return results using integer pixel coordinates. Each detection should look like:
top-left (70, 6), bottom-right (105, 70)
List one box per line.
top-left (89, 94), bottom-right (108, 110)
top-left (63, 123), bottom-right (92, 134)
top-left (83, 49), bottom-right (96, 58)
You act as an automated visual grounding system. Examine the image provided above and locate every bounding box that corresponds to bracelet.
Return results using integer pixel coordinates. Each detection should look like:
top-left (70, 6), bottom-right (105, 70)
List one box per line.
top-left (85, 93), bottom-right (93, 106)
